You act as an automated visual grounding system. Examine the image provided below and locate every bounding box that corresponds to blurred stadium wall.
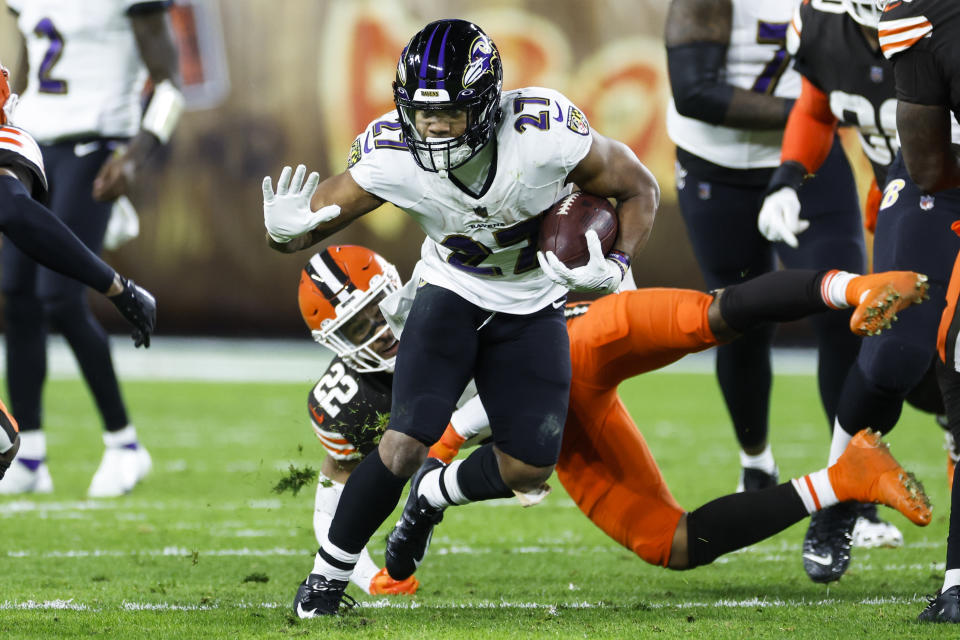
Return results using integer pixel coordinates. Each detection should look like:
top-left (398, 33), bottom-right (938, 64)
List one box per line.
top-left (0, 0), bottom-right (873, 337)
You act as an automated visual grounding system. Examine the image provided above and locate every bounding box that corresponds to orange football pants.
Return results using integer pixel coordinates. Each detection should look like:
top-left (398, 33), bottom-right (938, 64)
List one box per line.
top-left (557, 288), bottom-right (718, 567)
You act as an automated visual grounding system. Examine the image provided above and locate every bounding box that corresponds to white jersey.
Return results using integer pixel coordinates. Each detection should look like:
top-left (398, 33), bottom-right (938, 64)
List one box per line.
top-left (348, 87), bottom-right (592, 314)
top-left (666, 0), bottom-right (802, 169)
top-left (7, 0), bottom-right (166, 143)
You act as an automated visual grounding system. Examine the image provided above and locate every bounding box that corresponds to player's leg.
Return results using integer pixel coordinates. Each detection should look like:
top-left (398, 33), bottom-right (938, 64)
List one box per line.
top-left (920, 249), bottom-right (960, 622)
top-left (311, 456), bottom-right (418, 597)
top-left (386, 301), bottom-right (573, 581)
top-left (676, 164), bottom-right (779, 489)
top-left (672, 428), bottom-right (930, 569)
top-left (299, 284), bottom-right (480, 616)
top-left (556, 391), bottom-right (685, 568)
top-left (0, 216), bottom-right (51, 494)
top-left (777, 137), bottom-right (866, 427)
top-left (808, 157), bottom-right (960, 582)
top-left (36, 142), bottom-right (145, 497)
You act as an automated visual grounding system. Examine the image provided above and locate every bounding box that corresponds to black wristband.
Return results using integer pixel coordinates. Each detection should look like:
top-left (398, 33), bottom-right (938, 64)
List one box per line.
top-left (765, 161), bottom-right (807, 196)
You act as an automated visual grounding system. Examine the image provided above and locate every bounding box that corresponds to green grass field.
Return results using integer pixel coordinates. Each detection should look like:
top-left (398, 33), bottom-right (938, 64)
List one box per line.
top-left (0, 370), bottom-right (953, 639)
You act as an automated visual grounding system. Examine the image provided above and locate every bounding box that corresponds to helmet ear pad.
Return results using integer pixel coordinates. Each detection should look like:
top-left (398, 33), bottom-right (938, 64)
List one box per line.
top-left (393, 19), bottom-right (504, 172)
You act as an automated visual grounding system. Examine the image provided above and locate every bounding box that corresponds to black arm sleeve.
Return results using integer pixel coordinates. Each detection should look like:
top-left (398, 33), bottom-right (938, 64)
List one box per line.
top-left (893, 44), bottom-right (949, 106)
top-left (666, 42), bottom-right (735, 125)
top-left (0, 176), bottom-right (115, 293)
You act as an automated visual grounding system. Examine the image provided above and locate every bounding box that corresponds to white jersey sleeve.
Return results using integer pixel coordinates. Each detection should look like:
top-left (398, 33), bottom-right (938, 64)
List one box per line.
top-left (12, 0), bottom-right (168, 143)
top-left (0, 125), bottom-right (49, 201)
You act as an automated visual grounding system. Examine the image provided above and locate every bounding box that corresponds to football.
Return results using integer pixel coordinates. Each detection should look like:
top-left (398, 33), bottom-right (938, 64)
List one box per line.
top-left (538, 192), bottom-right (618, 268)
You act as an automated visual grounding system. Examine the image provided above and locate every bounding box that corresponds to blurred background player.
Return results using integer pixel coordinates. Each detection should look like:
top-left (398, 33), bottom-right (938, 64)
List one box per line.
top-left (759, 0), bottom-right (923, 582)
top-left (263, 19), bottom-right (660, 617)
top-left (664, 0), bottom-right (867, 494)
top-left (0, 61), bottom-right (157, 483)
top-left (293, 244), bottom-right (930, 597)
top-left (875, 0), bottom-right (960, 622)
top-left (0, 0), bottom-right (182, 497)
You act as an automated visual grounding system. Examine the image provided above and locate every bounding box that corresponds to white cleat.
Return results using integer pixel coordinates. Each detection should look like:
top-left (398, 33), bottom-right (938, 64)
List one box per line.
top-left (851, 515), bottom-right (904, 548)
top-left (0, 459), bottom-right (53, 494)
top-left (87, 445), bottom-right (152, 498)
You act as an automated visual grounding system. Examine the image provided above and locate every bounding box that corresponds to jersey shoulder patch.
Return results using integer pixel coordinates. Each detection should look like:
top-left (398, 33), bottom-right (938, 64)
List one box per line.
top-left (346, 110), bottom-right (423, 208)
top-left (0, 125), bottom-right (48, 202)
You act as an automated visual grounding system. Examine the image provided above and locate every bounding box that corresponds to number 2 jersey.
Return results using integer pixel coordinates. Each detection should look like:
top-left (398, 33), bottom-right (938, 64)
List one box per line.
top-left (666, 0), bottom-right (801, 169)
top-left (347, 86), bottom-right (592, 315)
top-left (788, 0), bottom-right (898, 184)
top-left (6, 0), bottom-right (172, 143)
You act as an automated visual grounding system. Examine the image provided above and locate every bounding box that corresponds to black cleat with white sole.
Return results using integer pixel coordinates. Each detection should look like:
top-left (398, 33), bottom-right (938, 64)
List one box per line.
top-left (802, 502), bottom-right (858, 583)
top-left (293, 573), bottom-right (356, 618)
top-left (385, 457), bottom-right (446, 581)
top-left (918, 585), bottom-right (960, 623)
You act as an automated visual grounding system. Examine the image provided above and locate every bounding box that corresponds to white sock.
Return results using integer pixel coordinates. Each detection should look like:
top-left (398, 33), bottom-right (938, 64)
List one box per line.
top-left (739, 444), bottom-right (777, 474)
top-left (18, 431), bottom-right (46, 459)
top-left (418, 460), bottom-right (469, 509)
top-left (351, 547), bottom-right (380, 595)
top-left (103, 425), bottom-right (138, 448)
top-left (791, 469), bottom-right (839, 514)
top-left (821, 270), bottom-right (857, 309)
top-left (943, 568), bottom-right (960, 591)
top-left (828, 417), bottom-right (854, 466)
top-left (312, 535), bottom-right (359, 582)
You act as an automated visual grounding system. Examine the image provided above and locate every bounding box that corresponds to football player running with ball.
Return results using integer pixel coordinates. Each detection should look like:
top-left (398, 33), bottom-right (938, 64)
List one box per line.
top-left (293, 244), bottom-right (930, 613)
top-left (0, 64), bottom-right (157, 483)
top-left (263, 19), bottom-right (660, 617)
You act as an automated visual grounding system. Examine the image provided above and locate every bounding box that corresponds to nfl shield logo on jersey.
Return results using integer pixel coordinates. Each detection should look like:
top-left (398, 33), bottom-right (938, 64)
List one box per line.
top-left (920, 195), bottom-right (935, 211)
top-left (870, 66), bottom-right (884, 83)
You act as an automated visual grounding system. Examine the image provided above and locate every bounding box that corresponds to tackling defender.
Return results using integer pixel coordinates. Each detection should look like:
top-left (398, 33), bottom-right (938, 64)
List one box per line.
top-left (263, 19), bottom-right (660, 617)
top-left (0, 64), bottom-right (157, 483)
top-left (294, 243), bottom-right (930, 611)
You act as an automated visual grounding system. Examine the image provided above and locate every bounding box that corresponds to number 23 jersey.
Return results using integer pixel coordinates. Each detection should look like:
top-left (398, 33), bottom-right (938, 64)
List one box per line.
top-left (347, 86), bottom-right (593, 315)
top-left (7, 0), bottom-right (170, 143)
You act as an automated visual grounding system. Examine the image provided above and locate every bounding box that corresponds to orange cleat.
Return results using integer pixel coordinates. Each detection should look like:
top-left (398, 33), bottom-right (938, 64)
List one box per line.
top-left (828, 428), bottom-right (931, 526)
top-left (428, 423), bottom-right (466, 465)
top-left (369, 567), bottom-right (419, 596)
top-left (847, 271), bottom-right (929, 336)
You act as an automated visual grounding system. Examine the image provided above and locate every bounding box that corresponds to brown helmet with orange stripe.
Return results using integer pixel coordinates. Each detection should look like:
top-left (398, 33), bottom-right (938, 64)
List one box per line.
top-left (298, 245), bottom-right (402, 373)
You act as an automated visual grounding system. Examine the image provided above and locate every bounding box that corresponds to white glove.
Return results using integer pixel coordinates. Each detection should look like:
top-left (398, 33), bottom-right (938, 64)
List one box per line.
top-left (757, 186), bottom-right (809, 249)
top-left (262, 164), bottom-right (340, 243)
top-left (537, 230), bottom-right (625, 294)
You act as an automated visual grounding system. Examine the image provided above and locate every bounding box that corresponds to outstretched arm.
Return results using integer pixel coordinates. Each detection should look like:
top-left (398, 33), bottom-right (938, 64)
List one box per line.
top-left (0, 171), bottom-right (157, 346)
top-left (263, 166), bottom-right (383, 253)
